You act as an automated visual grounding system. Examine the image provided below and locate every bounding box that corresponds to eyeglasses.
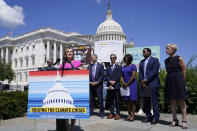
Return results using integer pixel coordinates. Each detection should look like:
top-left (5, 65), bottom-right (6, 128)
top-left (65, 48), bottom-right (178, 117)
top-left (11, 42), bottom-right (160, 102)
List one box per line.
top-left (110, 57), bottom-right (116, 59)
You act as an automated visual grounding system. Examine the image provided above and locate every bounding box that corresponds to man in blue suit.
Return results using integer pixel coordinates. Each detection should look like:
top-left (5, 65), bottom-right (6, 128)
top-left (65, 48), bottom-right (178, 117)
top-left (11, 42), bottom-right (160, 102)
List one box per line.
top-left (139, 48), bottom-right (160, 124)
top-left (106, 54), bottom-right (121, 120)
top-left (89, 54), bottom-right (104, 118)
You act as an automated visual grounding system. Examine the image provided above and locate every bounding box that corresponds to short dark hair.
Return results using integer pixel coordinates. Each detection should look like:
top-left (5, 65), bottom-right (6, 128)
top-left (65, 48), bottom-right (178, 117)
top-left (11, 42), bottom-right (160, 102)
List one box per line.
top-left (92, 54), bottom-right (98, 58)
top-left (123, 54), bottom-right (133, 64)
top-left (110, 54), bottom-right (117, 59)
top-left (143, 48), bottom-right (152, 55)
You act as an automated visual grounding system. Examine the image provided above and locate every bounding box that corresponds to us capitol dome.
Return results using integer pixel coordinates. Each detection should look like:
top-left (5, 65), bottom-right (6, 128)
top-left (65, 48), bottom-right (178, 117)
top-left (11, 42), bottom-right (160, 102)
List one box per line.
top-left (42, 71), bottom-right (75, 108)
top-left (96, 2), bottom-right (127, 44)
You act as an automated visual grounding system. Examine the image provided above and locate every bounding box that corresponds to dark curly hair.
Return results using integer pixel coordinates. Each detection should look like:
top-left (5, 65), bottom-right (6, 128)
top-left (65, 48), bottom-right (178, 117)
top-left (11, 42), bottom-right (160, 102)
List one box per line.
top-left (123, 54), bottom-right (133, 64)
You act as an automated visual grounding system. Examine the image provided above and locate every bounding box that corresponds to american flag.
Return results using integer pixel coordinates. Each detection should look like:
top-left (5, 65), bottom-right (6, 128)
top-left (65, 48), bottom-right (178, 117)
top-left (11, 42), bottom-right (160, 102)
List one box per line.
top-left (8, 31), bottom-right (12, 36)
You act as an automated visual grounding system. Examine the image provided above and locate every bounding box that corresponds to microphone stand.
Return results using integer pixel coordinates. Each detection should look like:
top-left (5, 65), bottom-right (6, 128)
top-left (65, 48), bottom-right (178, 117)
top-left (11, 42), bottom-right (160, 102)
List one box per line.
top-left (57, 57), bottom-right (69, 131)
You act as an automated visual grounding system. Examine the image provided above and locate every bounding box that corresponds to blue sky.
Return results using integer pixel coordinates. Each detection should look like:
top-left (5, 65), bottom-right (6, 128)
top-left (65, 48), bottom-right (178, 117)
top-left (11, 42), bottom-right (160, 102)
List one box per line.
top-left (0, 0), bottom-right (197, 67)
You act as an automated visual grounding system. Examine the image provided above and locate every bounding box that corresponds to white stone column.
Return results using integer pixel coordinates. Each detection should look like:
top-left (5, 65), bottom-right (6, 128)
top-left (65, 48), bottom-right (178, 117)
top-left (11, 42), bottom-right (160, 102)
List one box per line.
top-left (60, 43), bottom-right (63, 64)
top-left (29, 56), bottom-right (32, 67)
top-left (41, 40), bottom-right (46, 65)
top-left (1, 48), bottom-right (4, 60)
top-left (17, 58), bottom-right (20, 68)
top-left (12, 59), bottom-right (15, 69)
top-left (6, 47), bottom-right (9, 63)
top-left (53, 41), bottom-right (56, 62)
top-left (47, 40), bottom-right (50, 60)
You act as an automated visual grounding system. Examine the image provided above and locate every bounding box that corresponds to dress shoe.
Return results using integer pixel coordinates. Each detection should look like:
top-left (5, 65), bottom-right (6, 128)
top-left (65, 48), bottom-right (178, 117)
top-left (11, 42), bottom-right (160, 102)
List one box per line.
top-left (114, 114), bottom-right (120, 120)
top-left (129, 115), bottom-right (135, 121)
top-left (107, 114), bottom-right (114, 119)
top-left (151, 119), bottom-right (159, 124)
top-left (142, 117), bottom-right (153, 123)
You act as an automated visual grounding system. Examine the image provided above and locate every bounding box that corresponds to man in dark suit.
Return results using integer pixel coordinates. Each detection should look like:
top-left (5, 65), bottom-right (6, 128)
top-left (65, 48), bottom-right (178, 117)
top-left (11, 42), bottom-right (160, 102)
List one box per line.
top-left (106, 54), bottom-right (121, 120)
top-left (89, 54), bottom-right (104, 118)
top-left (43, 58), bottom-right (57, 71)
top-left (139, 48), bottom-right (160, 124)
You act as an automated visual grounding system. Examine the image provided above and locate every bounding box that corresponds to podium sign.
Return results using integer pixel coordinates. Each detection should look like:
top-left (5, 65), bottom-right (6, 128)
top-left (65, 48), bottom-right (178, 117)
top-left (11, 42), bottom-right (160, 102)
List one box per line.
top-left (27, 70), bottom-right (89, 119)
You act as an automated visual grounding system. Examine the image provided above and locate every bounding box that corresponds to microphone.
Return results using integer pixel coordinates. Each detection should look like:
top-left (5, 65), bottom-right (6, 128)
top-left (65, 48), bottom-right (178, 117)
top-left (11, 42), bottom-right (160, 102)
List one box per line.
top-left (52, 58), bottom-right (61, 66)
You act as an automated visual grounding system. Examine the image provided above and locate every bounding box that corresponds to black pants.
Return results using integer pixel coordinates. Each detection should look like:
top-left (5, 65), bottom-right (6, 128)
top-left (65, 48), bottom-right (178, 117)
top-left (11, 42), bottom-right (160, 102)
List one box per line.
top-left (90, 85), bottom-right (104, 114)
top-left (143, 87), bottom-right (160, 120)
top-left (107, 89), bottom-right (120, 115)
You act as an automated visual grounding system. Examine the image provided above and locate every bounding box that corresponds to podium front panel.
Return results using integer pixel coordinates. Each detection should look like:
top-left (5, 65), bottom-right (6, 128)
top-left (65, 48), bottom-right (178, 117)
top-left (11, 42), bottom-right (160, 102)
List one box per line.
top-left (27, 70), bottom-right (89, 119)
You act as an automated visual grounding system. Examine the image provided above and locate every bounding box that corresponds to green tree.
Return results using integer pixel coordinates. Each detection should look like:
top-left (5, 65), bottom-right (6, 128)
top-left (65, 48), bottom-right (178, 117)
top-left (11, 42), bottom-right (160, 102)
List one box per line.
top-left (0, 58), bottom-right (14, 81)
top-left (187, 55), bottom-right (197, 71)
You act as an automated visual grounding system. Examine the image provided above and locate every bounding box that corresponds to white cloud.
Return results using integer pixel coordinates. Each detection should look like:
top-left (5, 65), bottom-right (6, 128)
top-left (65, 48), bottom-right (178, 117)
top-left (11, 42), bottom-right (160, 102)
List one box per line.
top-left (0, 0), bottom-right (25, 29)
top-left (96, 0), bottom-right (102, 4)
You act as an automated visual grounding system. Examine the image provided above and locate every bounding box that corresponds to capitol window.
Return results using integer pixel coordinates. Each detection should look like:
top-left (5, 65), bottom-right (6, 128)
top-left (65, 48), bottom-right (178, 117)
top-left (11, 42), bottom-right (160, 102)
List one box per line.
top-left (20, 59), bottom-right (23, 67)
top-left (19, 74), bottom-right (22, 82)
top-left (26, 46), bottom-right (29, 50)
top-left (32, 56), bottom-right (35, 66)
top-left (21, 48), bottom-right (23, 51)
top-left (32, 45), bottom-right (35, 49)
top-left (25, 73), bottom-right (28, 82)
top-left (16, 49), bottom-right (17, 53)
top-left (15, 60), bottom-right (17, 68)
top-left (26, 58), bottom-right (28, 67)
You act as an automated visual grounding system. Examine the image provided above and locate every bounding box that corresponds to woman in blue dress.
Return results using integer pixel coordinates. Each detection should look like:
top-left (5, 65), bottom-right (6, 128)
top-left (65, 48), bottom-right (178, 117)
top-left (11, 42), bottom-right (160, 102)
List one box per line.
top-left (121, 54), bottom-right (137, 121)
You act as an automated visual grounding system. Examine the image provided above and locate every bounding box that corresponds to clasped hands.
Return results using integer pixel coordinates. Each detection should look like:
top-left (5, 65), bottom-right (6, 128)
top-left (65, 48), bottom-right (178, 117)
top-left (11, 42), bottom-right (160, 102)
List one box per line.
top-left (90, 81), bottom-right (99, 86)
top-left (141, 80), bottom-right (147, 89)
top-left (122, 82), bottom-right (129, 89)
top-left (108, 81), bottom-right (116, 90)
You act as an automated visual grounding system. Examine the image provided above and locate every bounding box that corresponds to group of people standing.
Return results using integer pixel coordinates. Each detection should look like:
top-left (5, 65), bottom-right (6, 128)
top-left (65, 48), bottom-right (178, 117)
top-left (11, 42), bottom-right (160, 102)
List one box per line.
top-left (88, 44), bottom-right (187, 129)
top-left (46, 43), bottom-right (187, 131)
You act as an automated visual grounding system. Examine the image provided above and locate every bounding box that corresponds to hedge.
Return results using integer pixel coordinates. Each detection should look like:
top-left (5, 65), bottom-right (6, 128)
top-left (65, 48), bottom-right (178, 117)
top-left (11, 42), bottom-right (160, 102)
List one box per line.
top-left (0, 91), bottom-right (28, 120)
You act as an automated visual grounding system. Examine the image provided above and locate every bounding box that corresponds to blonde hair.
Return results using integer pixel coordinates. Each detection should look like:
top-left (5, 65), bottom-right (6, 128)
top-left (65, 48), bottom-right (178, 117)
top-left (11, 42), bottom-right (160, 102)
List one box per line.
top-left (166, 43), bottom-right (178, 53)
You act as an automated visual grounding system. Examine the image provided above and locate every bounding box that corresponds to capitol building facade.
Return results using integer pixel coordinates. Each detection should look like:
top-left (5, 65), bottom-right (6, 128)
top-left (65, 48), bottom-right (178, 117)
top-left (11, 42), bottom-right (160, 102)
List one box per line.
top-left (0, 2), bottom-right (134, 90)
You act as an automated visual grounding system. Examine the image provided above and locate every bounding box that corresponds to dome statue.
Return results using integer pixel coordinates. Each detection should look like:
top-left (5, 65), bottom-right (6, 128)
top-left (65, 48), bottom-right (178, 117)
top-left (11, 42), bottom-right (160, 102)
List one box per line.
top-left (128, 38), bottom-right (135, 48)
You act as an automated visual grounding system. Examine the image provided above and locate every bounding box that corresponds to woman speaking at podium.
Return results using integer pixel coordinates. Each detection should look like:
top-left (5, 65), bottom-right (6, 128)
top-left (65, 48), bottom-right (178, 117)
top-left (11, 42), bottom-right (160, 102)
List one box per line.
top-left (58, 47), bottom-right (83, 131)
top-left (59, 47), bottom-right (83, 70)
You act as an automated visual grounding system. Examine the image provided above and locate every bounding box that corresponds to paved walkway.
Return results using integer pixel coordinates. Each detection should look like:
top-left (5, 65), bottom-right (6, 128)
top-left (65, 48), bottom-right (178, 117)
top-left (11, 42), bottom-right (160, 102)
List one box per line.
top-left (0, 110), bottom-right (197, 131)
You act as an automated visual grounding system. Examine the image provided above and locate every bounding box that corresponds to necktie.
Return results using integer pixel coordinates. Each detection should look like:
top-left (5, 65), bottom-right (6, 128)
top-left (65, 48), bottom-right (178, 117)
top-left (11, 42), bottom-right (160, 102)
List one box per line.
top-left (92, 64), bottom-right (95, 81)
top-left (111, 64), bottom-right (114, 74)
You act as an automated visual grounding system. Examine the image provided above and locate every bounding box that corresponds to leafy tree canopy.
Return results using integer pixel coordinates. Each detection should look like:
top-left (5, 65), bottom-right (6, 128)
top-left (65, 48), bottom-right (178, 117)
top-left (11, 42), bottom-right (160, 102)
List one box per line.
top-left (0, 58), bottom-right (14, 81)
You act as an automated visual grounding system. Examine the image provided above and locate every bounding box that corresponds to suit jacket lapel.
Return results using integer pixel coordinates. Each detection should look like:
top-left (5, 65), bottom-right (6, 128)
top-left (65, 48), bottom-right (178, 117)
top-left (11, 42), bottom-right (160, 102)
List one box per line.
top-left (89, 65), bottom-right (92, 80)
top-left (109, 66), bottom-right (112, 75)
top-left (141, 60), bottom-right (145, 72)
top-left (95, 63), bottom-right (99, 79)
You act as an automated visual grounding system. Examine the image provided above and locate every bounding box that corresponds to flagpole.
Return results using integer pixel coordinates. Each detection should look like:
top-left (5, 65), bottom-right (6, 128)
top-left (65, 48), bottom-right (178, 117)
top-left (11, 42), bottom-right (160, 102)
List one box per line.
top-left (10, 30), bottom-right (12, 37)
